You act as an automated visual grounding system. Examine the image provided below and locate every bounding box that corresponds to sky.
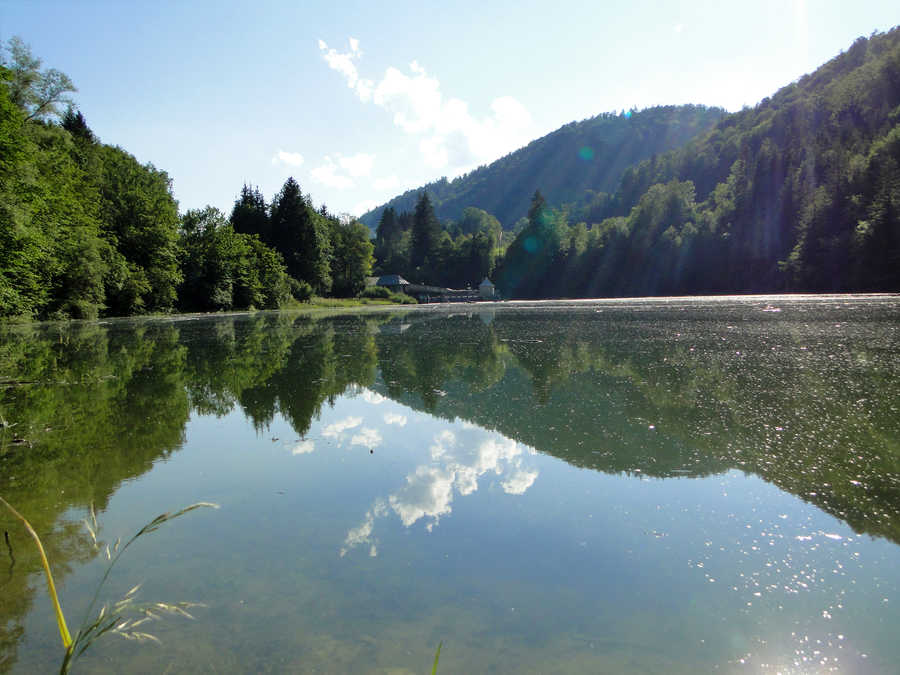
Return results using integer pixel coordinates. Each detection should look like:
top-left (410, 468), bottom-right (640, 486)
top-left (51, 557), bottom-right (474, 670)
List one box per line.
top-left (2, 0), bottom-right (898, 219)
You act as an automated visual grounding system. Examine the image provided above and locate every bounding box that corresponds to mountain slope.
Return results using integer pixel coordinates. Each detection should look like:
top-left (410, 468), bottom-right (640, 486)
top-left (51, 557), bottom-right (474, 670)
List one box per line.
top-left (360, 104), bottom-right (725, 229)
top-left (584, 27), bottom-right (900, 293)
top-left (495, 27), bottom-right (900, 298)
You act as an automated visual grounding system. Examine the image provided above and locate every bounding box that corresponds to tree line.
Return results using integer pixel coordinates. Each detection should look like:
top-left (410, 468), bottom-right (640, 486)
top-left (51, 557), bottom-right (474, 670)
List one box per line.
top-left (372, 194), bottom-right (501, 288)
top-left (376, 28), bottom-right (900, 297)
top-left (0, 37), bottom-right (374, 321)
top-left (4, 26), bottom-right (900, 320)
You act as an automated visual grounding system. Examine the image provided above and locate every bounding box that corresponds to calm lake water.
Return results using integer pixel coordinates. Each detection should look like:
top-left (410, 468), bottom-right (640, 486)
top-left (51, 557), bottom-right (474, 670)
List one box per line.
top-left (1, 296), bottom-right (899, 673)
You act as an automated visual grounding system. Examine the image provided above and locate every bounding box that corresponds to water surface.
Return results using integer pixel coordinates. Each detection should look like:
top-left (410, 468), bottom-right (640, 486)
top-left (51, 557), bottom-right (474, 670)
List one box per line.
top-left (1, 296), bottom-right (898, 673)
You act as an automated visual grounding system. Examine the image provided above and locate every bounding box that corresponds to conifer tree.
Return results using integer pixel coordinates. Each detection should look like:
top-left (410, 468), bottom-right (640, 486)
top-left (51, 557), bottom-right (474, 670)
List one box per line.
top-left (411, 192), bottom-right (441, 272)
top-left (374, 206), bottom-right (398, 268)
top-left (269, 177), bottom-right (332, 294)
top-left (231, 183), bottom-right (269, 241)
top-left (62, 106), bottom-right (95, 144)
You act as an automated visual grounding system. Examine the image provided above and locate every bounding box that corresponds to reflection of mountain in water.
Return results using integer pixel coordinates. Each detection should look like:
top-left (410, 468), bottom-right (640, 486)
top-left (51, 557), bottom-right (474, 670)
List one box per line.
top-left (2, 301), bottom-right (899, 668)
top-left (369, 303), bottom-right (900, 545)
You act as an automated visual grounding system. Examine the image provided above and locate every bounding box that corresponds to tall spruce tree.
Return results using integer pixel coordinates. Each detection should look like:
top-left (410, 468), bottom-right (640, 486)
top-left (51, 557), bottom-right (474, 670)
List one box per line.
top-left (374, 206), bottom-right (398, 269)
top-left (231, 183), bottom-right (269, 241)
top-left (411, 192), bottom-right (441, 273)
top-left (61, 105), bottom-right (95, 144)
top-left (269, 177), bottom-right (332, 294)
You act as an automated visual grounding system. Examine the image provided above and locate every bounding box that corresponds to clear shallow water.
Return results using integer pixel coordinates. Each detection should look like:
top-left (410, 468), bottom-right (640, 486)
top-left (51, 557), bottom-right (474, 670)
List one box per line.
top-left (1, 296), bottom-right (898, 673)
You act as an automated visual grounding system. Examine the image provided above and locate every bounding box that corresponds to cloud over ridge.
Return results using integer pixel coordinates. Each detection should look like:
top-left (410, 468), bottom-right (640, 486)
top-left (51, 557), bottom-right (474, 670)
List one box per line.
top-left (318, 38), bottom-right (534, 172)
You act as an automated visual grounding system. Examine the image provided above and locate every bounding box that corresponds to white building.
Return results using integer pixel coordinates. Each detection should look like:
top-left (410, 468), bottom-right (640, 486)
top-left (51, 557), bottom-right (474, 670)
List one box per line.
top-left (479, 277), bottom-right (495, 300)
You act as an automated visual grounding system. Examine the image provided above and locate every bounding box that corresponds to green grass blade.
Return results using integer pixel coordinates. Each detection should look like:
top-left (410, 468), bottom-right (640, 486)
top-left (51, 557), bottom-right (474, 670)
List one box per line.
top-left (0, 496), bottom-right (72, 649)
top-left (431, 641), bottom-right (442, 675)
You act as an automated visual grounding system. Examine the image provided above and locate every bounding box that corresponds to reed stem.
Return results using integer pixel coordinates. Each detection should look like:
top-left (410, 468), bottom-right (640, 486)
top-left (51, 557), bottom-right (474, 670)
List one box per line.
top-left (0, 495), bottom-right (73, 649)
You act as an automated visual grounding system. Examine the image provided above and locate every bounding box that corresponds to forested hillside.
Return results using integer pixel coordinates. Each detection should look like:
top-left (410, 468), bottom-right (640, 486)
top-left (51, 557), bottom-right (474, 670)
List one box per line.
top-left (495, 28), bottom-right (900, 297)
top-left (4, 27), bottom-right (899, 319)
top-left (360, 105), bottom-right (725, 230)
top-left (0, 38), bottom-right (374, 320)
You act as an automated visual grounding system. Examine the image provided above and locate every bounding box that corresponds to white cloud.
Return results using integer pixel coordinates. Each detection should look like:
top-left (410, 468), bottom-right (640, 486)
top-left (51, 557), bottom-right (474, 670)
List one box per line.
top-left (361, 389), bottom-right (386, 405)
top-left (351, 199), bottom-right (379, 216)
top-left (292, 439), bottom-right (315, 455)
top-left (419, 135), bottom-right (448, 170)
top-left (319, 39), bottom-right (534, 171)
top-left (373, 65), bottom-right (443, 134)
top-left (351, 427), bottom-right (382, 448)
top-left (674, 24), bottom-right (684, 33)
top-left (339, 152), bottom-right (375, 177)
top-left (319, 38), bottom-right (374, 102)
top-left (384, 412), bottom-right (407, 426)
top-left (311, 152), bottom-right (375, 190)
top-left (323, 416), bottom-right (363, 438)
top-left (373, 175), bottom-right (402, 191)
top-left (272, 149), bottom-right (304, 167)
top-left (311, 156), bottom-right (354, 189)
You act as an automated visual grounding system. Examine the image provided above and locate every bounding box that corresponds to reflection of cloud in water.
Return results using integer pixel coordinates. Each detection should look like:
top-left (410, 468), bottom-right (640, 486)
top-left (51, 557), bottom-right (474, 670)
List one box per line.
top-left (501, 468), bottom-right (539, 495)
top-left (351, 427), bottom-right (382, 448)
top-left (361, 389), bottom-right (387, 405)
top-left (341, 425), bottom-right (538, 556)
top-left (341, 500), bottom-right (388, 557)
top-left (430, 429), bottom-right (455, 460)
top-left (391, 465), bottom-right (456, 528)
top-left (323, 416), bottom-right (363, 439)
top-left (292, 439), bottom-right (315, 455)
top-left (384, 412), bottom-right (407, 426)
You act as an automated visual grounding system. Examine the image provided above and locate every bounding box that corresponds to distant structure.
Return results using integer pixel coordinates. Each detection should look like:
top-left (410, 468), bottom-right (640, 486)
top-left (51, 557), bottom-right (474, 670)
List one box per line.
top-left (372, 273), bottom-right (494, 303)
top-left (479, 277), bottom-right (495, 300)
top-left (375, 275), bottom-right (411, 294)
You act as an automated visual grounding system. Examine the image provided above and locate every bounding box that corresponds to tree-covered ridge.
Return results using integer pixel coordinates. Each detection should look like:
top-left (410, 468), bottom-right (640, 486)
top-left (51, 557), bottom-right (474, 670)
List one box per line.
top-left (5, 28), bottom-right (900, 317)
top-left (0, 38), bottom-right (375, 320)
top-left (365, 304), bottom-right (900, 544)
top-left (554, 27), bottom-right (900, 296)
top-left (371, 29), bottom-right (900, 298)
top-left (360, 105), bottom-right (725, 231)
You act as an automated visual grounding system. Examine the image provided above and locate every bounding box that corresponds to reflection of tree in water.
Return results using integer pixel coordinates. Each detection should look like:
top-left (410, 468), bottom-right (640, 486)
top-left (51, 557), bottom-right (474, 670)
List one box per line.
top-left (0, 312), bottom-right (382, 669)
top-left (0, 321), bottom-right (191, 672)
top-left (376, 314), bottom-right (507, 413)
top-left (178, 312), bottom-right (379, 436)
top-left (243, 315), bottom-right (377, 437)
top-left (2, 303), bottom-right (898, 666)
top-left (182, 313), bottom-right (299, 426)
top-left (370, 304), bottom-right (900, 545)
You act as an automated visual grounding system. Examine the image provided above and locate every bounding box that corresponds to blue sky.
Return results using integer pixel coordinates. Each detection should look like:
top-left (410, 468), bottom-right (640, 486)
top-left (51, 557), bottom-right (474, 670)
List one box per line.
top-left (2, 0), bottom-right (898, 219)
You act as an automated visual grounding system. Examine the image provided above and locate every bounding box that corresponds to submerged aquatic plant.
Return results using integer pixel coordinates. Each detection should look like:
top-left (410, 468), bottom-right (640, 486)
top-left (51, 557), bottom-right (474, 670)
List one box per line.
top-left (0, 496), bottom-right (218, 673)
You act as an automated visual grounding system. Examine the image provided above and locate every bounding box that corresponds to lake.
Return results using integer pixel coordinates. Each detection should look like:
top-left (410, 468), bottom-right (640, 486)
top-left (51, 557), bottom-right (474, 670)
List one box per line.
top-left (1, 296), bottom-right (899, 673)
